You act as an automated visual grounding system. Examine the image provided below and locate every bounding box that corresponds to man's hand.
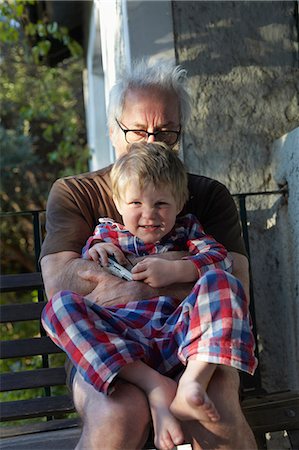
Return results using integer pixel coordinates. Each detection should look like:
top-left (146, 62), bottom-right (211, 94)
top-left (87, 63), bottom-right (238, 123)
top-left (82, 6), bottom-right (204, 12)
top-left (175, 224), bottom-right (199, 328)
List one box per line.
top-left (41, 250), bottom-right (194, 305)
top-left (79, 269), bottom-right (156, 306)
top-left (41, 250), bottom-right (161, 306)
top-left (41, 251), bottom-right (153, 304)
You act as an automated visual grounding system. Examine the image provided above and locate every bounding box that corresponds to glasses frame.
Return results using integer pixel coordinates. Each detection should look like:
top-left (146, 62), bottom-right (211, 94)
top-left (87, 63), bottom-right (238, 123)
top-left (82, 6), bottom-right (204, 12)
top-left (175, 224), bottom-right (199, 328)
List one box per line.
top-left (115, 118), bottom-right (181, 145)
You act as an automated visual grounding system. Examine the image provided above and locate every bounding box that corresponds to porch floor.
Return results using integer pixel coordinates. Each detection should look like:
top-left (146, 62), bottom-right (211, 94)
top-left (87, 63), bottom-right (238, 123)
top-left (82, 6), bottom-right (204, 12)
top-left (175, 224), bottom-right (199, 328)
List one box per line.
top-left (0, 428), bottom-right (293, 450)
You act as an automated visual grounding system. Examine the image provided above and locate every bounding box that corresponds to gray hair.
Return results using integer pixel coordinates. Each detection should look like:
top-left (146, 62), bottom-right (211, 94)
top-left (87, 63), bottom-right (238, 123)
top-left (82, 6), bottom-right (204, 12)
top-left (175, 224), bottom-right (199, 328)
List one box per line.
top-left (107, 59), bottom-right (191, 132)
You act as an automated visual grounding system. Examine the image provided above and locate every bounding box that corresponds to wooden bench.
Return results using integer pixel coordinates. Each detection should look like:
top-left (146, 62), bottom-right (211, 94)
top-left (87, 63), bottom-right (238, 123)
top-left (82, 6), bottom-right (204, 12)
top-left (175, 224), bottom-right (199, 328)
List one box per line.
top-left (1, 272), bottom-right (299, 449)
top-left (0, 274), bottom-right (79, 439)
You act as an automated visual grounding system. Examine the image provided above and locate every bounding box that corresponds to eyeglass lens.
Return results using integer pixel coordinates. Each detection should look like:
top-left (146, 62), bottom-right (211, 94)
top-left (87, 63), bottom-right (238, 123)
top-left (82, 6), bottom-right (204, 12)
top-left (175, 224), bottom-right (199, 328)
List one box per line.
top-left (125, 130), bottom-right (179, 145)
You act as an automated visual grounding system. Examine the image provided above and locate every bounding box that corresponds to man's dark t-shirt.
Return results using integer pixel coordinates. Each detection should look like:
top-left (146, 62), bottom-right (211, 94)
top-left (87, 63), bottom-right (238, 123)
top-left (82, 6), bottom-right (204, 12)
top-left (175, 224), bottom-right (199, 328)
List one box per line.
top-left (40, 166), bottom-right (246, 259)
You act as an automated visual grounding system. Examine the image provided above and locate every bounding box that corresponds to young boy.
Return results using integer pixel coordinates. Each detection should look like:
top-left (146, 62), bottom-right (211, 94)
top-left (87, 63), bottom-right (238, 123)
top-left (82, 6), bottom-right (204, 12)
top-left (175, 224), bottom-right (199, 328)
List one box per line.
top-left (42, 143), bottom-right (257, 450)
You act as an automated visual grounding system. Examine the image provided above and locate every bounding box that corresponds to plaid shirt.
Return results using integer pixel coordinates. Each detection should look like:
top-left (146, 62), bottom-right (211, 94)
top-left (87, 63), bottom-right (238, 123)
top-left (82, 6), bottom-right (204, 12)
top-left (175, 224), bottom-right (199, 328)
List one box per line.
top-left (42, 269), bottom-right (257, 394)
top-left (42, 217), bottom-right (257, 395)
top-left (82, 213), bottom-right (232, 278)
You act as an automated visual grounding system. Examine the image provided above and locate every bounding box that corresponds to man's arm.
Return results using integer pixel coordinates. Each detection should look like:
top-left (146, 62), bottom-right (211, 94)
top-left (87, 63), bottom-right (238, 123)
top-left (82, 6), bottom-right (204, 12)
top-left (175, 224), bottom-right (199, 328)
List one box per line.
top-left (230, 252), bottom-right (250, 301)
top-left (41, 251), bottom-right (194, 305)
top-left (41, 251), bottom-right (100, 299)
top-left (41, 251), bottom-right (155, 303)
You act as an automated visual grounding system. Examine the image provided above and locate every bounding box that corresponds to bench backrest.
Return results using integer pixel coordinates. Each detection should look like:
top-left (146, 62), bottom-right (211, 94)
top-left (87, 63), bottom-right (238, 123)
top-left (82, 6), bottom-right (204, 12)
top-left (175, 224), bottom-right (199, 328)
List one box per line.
top-left (0, 273), bottom-right (76, 435)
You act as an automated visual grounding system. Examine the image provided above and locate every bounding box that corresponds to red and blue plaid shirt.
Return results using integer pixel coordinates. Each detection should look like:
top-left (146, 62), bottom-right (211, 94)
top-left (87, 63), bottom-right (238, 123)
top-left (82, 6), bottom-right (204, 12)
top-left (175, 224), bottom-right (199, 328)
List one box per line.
top-left (82, 213), bottom-right (232, 278)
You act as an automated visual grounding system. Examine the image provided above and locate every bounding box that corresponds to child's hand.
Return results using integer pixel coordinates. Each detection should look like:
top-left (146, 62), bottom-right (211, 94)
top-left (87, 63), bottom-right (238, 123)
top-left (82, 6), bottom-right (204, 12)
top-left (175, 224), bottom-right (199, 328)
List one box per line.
top-left (88, 243), bottom-right (128, 267)
top-left (131, 258), bottom-right (175, 288)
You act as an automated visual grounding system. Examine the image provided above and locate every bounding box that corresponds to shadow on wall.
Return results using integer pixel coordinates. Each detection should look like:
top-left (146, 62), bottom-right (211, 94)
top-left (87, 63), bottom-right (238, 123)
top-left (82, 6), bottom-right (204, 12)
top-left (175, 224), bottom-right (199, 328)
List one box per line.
top-left (173, 1), bottom-right (297, 75)
top-left (174, 1), bottom-right (298, 192)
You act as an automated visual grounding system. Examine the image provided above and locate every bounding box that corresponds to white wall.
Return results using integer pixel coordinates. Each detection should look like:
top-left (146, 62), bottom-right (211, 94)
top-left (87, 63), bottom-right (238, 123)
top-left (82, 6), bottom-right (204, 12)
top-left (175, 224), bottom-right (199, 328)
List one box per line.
top-left (84, 2), bottom-right (111, 171)
top-left (84, 0), bottom-right (175, 170)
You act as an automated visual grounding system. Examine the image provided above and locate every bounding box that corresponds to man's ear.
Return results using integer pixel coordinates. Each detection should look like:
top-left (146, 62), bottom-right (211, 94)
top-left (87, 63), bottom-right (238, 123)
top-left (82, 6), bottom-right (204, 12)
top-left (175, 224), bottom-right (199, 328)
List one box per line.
top-left (109, 127), bottom-right (116, 147)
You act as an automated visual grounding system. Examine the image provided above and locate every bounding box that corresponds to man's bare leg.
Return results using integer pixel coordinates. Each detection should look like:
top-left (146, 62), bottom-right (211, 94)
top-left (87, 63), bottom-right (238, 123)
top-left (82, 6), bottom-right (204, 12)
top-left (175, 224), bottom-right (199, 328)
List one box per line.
top-left (170, 359), bottom-right (220, 422)
top-left (183, 366), bottom-right (257, 450)
top-left (72, 365), bottom-right (256, 450)
top-left (120, 361), bottom-right (184, 450)
top-left (73, 371), bottom-right (151, 450)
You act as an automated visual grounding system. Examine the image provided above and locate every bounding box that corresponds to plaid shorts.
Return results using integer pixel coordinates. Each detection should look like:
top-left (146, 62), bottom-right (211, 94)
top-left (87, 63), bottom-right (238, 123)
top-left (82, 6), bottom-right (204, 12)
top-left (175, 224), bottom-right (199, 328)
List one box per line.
top-left (42, 269), bottom-right (257, 394)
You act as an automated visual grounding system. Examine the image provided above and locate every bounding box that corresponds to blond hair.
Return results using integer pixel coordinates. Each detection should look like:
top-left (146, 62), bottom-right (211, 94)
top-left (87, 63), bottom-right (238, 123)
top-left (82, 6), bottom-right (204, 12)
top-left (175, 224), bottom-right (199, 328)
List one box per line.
top-left (111, 142), bottom-right (188, 211)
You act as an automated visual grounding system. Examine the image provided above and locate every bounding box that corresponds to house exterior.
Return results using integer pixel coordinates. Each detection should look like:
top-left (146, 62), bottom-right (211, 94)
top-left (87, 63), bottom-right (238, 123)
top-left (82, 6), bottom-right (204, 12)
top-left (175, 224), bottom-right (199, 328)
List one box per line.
top-left (41, 0), bottom-right (299, 393)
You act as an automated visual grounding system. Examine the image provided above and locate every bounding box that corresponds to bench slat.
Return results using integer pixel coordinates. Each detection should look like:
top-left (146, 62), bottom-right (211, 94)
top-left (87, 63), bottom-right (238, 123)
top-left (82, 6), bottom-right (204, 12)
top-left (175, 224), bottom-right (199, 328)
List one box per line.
top-left (0, 273), bottom-right (43, 292)
top-left (0, 418), bottom-right (81, 439)
top-left (0, 336), bottom-right (63, 359)
top-left (0, 302), bottom-right (47, 323)
top-left (0, 395), bottom-right (75, 421)
top-left (242, 391), bottom-right (299, 433)
top-left (0, 367), bottom-right (67, 392)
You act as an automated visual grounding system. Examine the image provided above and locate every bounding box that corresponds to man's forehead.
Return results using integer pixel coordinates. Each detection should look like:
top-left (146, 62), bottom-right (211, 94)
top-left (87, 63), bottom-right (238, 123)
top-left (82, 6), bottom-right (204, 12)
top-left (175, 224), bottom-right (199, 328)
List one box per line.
top-left (122, 87), bottom-right (180, 123)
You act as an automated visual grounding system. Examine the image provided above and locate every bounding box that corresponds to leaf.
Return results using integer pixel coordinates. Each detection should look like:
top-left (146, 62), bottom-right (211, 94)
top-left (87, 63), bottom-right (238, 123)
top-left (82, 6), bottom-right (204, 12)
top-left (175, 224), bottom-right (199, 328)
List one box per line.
top-left (25, 22), bottom-right (37, 37)
top-left (68, 40), bottom-right (83, 57)
top-left (42, 125), bottom-right (53, 142)
top-left (36, 22), bottom-right (46, 38)
top-left (47, 22), bottom-right (58, 35)
top-left (37, 39), bottom-right (51, 56)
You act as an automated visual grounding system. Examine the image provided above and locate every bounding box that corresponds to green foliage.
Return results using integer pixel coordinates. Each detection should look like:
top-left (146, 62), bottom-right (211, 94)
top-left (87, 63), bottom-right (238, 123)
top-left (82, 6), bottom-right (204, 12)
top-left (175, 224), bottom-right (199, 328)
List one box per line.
top-left (0, 2), bottom-right (89, 421)
top-left (0, 0), bottom-right (89, 273)
top-left (0, 0), bottom-right (82, 60)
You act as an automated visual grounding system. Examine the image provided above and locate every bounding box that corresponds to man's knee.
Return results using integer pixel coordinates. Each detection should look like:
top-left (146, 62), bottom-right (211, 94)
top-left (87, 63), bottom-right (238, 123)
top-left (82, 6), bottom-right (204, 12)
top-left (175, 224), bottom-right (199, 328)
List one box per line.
top-left (73, 372), bottom-right (150, 426)
top-left (73, 373), bottom-right (152, 449)
top-left (208, 366), bottom-right (240, 403)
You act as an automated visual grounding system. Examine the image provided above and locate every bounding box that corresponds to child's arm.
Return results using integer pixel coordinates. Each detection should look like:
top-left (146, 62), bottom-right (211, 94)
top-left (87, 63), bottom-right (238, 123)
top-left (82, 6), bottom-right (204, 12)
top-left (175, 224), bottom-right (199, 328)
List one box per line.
top-left (131, 257), bottom-right (197, 288)
top-left (131, 215), bottom-right (233, 288)
top-left (81, 221), bottom-right (129, 267)
top-left (183, 215), bottom-right (232, 277)
top-left (88, 242), bottom-right (128, 267)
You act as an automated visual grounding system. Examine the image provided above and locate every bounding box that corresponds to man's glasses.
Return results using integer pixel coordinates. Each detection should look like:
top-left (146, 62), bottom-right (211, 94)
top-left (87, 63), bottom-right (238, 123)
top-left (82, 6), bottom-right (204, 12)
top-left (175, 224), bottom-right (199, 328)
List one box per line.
top-left (115, 119), bottom-right (181, 146)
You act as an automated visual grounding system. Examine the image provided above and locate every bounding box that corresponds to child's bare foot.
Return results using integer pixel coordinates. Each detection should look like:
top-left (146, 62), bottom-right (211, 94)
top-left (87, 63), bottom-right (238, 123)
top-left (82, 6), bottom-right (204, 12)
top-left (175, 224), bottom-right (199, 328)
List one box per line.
top-left (119, 361), bottom-right (184, 449)
top-left (147, 375), bottom-right (184, 450)
top-left (170, 378), bottom-right (220, 423)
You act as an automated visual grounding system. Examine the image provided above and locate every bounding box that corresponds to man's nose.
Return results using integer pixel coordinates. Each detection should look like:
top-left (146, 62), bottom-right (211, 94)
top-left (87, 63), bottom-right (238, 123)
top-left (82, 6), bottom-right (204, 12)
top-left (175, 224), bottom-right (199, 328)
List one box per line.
top-left (147, 133), bottom-right (156, 143)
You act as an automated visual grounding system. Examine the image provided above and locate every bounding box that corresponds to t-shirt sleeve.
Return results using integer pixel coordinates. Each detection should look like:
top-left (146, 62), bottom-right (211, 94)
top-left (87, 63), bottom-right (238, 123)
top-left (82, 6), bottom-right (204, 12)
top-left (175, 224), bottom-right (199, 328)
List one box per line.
top-left (184, 175), bottom-right (248, 257)
top-left (40, 177), bottom-right (99, 259)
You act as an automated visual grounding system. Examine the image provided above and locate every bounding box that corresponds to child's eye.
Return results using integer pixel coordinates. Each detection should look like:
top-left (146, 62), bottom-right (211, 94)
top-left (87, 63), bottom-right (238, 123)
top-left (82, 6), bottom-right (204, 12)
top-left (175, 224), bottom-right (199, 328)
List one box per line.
top-left (156, 202), bottom-right (168, 207)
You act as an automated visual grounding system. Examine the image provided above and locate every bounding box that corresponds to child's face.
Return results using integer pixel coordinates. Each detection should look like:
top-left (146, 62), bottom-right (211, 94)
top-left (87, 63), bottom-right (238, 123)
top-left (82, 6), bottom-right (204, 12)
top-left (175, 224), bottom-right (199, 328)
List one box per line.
top-left (114, 182), bottom-right (180, 244)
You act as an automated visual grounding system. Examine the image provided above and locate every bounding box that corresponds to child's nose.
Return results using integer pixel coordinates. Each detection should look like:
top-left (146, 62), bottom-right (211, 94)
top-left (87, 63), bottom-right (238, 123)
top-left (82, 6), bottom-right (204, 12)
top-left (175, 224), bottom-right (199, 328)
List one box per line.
top-left (143, 205), bottom-right (155, 218)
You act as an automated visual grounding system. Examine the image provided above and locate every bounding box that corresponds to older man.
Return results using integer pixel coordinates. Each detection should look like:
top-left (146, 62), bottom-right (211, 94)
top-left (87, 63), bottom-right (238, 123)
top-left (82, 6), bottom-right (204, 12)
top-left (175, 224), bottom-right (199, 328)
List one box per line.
top-left (40, 60), bottom-right (256, 449)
